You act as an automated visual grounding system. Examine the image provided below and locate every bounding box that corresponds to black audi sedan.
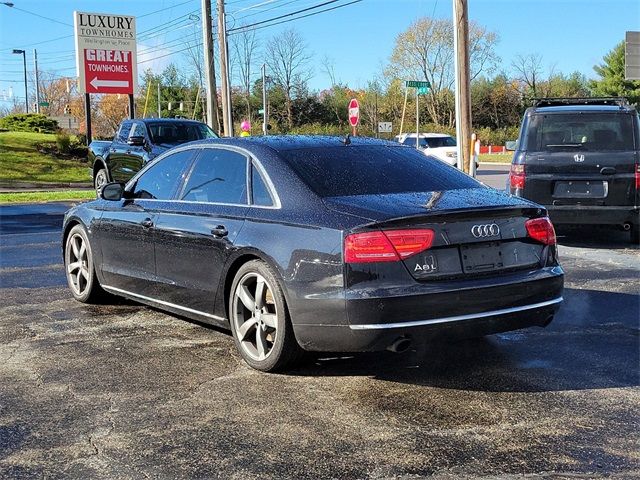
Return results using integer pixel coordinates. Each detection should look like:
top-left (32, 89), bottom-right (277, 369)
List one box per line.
top-left (62, 136), bottom-right (564, 371)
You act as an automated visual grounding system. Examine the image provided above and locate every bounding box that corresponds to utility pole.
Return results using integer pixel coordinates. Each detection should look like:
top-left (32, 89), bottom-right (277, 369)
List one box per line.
top-left (201, 0), bottom-right (220, 132)
top-left (453, 0), bottom-right (472, 173)
top-left (157, 82), bottom-right (161, 118)
top-left (34, 49), bottom-right (41, 113)
top-left (217, 0), bottom-right (232, 136)
top-left (262, 63), bottom-right (268, 136)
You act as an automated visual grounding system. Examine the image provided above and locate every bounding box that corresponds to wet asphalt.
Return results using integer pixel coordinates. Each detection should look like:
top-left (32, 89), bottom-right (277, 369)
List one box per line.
top-left (1, 168), bottom-right (639, 479)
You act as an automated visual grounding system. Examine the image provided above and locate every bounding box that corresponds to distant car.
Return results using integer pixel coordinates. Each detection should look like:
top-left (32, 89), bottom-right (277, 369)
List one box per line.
top-left (507, 97), bottom-right (640, 243)
top-left (88, 118), bottom-right (219, 192)
top-left (63, 136), bottom-right (563, 372)
top-left (395, 133), bottom-right (458, 166)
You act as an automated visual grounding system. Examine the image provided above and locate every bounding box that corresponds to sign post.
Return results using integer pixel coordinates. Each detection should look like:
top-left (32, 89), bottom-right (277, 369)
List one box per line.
top-left (405, 81), bottom-right (430, 149)
top-left (348, 98), bottom-right (360, 136)
top-left (74, 11), bottom-right (137, 143)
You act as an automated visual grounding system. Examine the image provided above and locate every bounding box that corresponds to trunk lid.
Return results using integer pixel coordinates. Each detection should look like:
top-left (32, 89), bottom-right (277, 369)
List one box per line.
top-left (328, 188), bottom-right (552, 281)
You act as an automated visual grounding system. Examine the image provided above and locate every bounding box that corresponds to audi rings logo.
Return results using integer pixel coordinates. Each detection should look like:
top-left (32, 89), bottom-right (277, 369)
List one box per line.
top-left (471, 223), bottom-right (500, 238)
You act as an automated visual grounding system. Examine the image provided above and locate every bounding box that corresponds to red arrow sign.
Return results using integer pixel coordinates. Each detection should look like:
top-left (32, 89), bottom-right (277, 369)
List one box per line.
top-left (348, 98), bottom-right (359, 127)
top-left (83, 48), bottom-right (134, 94)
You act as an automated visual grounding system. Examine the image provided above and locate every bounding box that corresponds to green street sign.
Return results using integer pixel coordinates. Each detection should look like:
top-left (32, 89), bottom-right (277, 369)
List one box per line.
top-left (258, 108), bottom-right (265, 114)
top-left (38, 101), bottom-right (49, 107)
top-left (417, 86), bottom-right (429, 95)
top-left (405, 80), bottom-right (431, 88)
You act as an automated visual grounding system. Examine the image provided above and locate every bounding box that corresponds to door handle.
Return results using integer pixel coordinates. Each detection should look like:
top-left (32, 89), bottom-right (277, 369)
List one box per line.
top-left (211, 225), bottom-right (228, 238)
top-left (600, 167), bottom-right (616, 175)
top-left (141, 218), bottom-right (154, 228)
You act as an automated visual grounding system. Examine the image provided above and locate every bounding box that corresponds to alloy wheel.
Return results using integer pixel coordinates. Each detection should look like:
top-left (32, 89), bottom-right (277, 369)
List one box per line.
top-left (95, 170), bottom-right (107, 191)
top-left (232, 272), bottom-right (278, 361)
top-left (66, 233), bottom-right (90, 296)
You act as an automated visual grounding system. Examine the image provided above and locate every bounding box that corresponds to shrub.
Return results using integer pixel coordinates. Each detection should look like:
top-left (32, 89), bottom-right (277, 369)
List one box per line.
top-left (0, 113), bottom-right (58, 133)
top-left (55, 131), bottom-right (72, 154)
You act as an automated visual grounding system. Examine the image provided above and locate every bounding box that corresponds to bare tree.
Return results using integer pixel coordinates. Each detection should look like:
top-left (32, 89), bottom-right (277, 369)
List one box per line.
top-left (386, 17), bottom-right (499, 126)
top-left (511, 53), bottom-right (544, 98)
top-left (264, 28), bottom-right (312, 129)
top-left (231, 27), bottom-right (259, 119)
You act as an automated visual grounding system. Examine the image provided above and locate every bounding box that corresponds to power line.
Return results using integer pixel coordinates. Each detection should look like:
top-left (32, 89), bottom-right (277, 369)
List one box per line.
top-left (227, 0), bottom-right (343, 33)
top-left (6, 5), bottom-right (73, 27)
top-left (229, 0), bottom-right (362, 34)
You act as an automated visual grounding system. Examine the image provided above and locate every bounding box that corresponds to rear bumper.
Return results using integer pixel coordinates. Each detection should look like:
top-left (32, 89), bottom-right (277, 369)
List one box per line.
top-left (546, 205), bottom-right (639, 226)
top-left (293, 266), bottom-right (564, 352)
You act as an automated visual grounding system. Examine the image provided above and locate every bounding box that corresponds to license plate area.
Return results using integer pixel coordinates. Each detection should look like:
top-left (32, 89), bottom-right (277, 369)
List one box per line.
top-left (461, 242), bottom-right (503, 273)
top-left (553, 180), bottom-right (607, 198)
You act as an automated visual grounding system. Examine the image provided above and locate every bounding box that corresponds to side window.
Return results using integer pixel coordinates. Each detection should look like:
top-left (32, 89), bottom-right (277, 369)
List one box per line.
top-left (132, 149), bottom-right (194, 200)
top-left (129, 122), bottom-right (147, 139)
top-left (181, 149), bottom-right (248, 204)
top-left (117, 122), bottom-right (132, 142)
top-left (251, 165), bottom-right (274, 206)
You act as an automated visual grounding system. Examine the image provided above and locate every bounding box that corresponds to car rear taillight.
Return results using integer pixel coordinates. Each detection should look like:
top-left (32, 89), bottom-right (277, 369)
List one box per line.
top-left (344, 229), bottom-right (435, 263)
top-left (635, 162), bottom-right (640, 190)
top-left (509, 164), bottom-right (525, 190)
top-left (525, 217), bottom-right (556, 245)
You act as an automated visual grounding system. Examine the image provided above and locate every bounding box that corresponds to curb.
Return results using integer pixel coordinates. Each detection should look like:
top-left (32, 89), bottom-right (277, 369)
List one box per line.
top-left (0, 182), bottom-right (93, 193)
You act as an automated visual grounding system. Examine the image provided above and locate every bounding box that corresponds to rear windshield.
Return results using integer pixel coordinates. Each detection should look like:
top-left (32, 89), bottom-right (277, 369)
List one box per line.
top-left (147, 122), bottom-right (218, 145)
top-left (526, 113), bottom-right (635, 151)
top-left (279, 146), bottom-right (480, 197)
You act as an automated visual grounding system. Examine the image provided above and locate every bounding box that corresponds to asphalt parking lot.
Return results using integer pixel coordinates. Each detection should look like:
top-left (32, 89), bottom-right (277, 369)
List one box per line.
top-left (1, 165), bottom-right (639, 479)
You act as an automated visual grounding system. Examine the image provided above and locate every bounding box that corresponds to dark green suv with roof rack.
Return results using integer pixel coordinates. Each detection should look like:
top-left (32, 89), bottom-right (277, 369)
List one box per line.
top-left (508, 97), bottom-right (640, 243)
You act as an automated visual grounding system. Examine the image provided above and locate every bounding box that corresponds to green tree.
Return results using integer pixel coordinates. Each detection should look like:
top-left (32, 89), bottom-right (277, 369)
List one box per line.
top-left (590, 41), bottom-right (640, 105)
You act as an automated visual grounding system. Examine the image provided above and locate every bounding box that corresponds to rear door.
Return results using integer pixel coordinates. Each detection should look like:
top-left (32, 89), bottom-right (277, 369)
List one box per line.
top-left (153, 147), bottom-right (249, 313)
top-left (108, 122), bottom-right (133, 183)
top-left (522, 112), bottom-right (637, 207)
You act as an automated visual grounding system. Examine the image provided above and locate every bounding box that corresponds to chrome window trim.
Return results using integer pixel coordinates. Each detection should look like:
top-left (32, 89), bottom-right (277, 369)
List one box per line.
top-left (349, 297), bottom-right (563, 330)
top-left (102, 285), bottom-right (226, 322)
top-left (125, 143), bottom-right (281, 210)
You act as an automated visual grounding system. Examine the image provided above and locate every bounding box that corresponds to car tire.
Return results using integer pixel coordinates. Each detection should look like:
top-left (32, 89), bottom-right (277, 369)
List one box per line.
top-left (229, 260), bottom-right (302, 372)
top-left (64, 224), bottom-right (104, 303)
top-left (94, 168), bottom-right (108, 195)
top-left (631, 224), bottom-right (640, 245)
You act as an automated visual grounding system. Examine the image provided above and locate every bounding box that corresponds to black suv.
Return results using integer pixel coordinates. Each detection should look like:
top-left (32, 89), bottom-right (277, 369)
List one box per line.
top-left (508, 97), bottom-right (640, 243)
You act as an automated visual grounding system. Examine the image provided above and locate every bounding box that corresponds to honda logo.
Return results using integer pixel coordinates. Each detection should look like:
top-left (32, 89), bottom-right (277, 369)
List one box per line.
top-left (471, 224), bottom-right (500, 238)
top-left (574, 154), bottom-right (585, 162)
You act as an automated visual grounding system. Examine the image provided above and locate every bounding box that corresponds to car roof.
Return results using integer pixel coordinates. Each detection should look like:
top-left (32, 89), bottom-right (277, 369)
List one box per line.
top-left (130, 118), bottom-right (206, 124)
top-left (530, 105), bottom-right (635, 114)
top-left (185, 135), bottom-right (403, 152)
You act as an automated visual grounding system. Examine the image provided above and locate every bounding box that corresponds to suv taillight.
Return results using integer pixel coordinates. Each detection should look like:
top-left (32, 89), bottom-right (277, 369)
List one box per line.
top-left (509, 164), bottom-right (525, 190)
top-left (344, 229), bottom-right (435, 263)
top-left (635, 162), bottom-right (640, 190)
top-left (525, 217), bottom-right (556, 245)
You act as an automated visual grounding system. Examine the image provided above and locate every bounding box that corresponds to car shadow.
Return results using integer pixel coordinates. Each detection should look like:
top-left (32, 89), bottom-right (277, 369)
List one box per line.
top-left (557, 225), bottom-right (637, 250)
top-left (286, 287), bottom-right (639, 393)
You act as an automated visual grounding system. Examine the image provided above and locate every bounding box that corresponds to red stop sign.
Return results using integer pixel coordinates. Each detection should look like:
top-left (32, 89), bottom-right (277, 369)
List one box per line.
top-left (348, 98), bottom-right (359, 127)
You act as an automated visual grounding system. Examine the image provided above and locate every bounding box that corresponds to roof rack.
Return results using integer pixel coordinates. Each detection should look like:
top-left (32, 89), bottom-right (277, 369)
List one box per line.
top-left (533, 97), bottom-right (629, 108)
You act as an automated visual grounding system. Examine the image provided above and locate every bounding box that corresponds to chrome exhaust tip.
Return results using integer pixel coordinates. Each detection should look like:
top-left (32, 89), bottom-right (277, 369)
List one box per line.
top-left (387, 337), bottom-right (412, 353)
top-left (623, 223), bottom-right (632, 231)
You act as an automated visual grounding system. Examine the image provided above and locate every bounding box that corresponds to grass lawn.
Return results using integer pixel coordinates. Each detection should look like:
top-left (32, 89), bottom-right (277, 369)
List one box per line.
top-left (0, 190), bottom-right (95, 204)
top-left (0, 131), bottom-right (91, 184)
top-left (479, 153), bottom-right (513, 163)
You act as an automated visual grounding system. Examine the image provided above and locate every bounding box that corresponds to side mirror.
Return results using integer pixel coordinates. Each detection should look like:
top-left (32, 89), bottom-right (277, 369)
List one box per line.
top-left (127, 136), bottom-right (146, 147)
top-left (100, 182), bottom-right (124, 201)
top-left (505, 140), bottom-right (518, 151)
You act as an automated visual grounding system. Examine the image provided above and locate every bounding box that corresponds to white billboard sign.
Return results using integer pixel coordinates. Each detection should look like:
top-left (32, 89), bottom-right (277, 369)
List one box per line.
top-left (74, 11), bottom-right (137, 95)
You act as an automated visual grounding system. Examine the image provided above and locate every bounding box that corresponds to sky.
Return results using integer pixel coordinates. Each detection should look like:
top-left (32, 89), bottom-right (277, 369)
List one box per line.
top-left (0, 0), bottom-right (638, 106)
